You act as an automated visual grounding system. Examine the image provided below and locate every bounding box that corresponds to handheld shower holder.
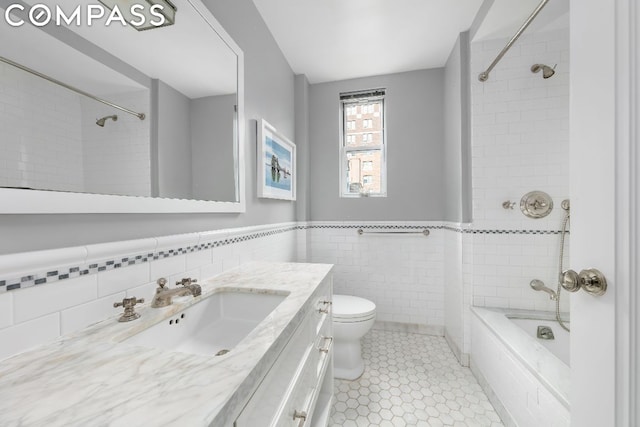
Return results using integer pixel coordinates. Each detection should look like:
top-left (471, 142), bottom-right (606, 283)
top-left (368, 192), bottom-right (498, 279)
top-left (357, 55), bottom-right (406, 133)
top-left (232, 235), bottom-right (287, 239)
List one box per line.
top-left (561, 268), bottom-right (607, 296)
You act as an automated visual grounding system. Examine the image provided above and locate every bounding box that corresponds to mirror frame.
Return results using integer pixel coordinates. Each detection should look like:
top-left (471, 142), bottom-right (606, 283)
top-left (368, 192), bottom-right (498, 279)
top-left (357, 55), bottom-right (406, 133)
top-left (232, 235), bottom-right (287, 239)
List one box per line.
top-left (0, 0), bottom-right (245, 214)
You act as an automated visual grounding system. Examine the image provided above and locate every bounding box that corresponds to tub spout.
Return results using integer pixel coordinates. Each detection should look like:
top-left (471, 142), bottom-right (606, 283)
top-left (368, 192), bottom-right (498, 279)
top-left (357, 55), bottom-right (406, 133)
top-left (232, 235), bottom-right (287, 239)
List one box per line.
top-left (530, 279), bottom-right (558, 300)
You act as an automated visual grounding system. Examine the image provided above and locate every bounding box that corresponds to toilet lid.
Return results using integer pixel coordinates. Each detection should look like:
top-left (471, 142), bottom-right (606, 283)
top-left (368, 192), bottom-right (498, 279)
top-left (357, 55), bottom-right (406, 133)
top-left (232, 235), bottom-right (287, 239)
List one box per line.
top-left (332, 294), bottom-right (376, 320)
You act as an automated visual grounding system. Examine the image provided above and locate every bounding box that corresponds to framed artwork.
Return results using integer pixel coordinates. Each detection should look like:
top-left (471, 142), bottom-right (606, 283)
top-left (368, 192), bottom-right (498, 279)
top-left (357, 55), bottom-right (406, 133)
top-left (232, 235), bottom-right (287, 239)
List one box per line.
top-left (257, 119), bottom-right (296, 200)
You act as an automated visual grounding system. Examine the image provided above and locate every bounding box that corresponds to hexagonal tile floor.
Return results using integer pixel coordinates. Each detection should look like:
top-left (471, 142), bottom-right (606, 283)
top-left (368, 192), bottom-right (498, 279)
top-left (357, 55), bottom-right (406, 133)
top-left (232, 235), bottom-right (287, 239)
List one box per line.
top-left (329, 329), bottom-right (504, 427)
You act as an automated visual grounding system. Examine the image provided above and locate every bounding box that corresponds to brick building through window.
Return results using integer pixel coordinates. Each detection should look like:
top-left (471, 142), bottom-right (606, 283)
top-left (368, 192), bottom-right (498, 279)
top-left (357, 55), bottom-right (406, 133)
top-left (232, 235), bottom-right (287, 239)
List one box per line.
top-left (340, 89), bottom-right (386, 196)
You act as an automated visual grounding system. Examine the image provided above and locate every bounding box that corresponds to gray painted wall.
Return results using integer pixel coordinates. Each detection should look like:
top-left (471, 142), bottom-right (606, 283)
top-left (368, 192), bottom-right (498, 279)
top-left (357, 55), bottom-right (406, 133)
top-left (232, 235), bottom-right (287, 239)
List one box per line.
top-left (190, 94), bottom-right (236, 202)
top-left (294, 75), bottom-right (311, 221)
top-left (308, 70), bottom-right (446, 221)
top-left (444, 36), bottom-right (463, 222)
top-left (460, 33), bottom-right (473, 223)
top-left (0, 0), bottom-right (296, 254)
top-left (443, 33), bottom-right (472, 223)
top-left (157, 80), bottom-right (192, 199)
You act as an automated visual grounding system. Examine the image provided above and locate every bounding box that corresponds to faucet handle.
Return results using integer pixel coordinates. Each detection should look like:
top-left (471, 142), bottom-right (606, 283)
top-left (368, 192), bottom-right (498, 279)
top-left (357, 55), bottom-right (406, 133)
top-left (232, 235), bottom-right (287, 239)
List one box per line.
top-left (157, 278), bottom-right (168, 289)
top-left (113, 297), bottom-right (144, 308)
top-left (113, 297), bottom-right (144, 322)
top-left (177, 277), bottom-right (198, 287)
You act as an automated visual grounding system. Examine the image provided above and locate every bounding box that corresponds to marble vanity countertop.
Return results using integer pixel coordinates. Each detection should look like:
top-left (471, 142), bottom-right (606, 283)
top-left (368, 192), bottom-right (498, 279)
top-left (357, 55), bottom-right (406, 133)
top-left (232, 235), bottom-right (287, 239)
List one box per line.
top-left (0, 262), bottom-right (333, 427)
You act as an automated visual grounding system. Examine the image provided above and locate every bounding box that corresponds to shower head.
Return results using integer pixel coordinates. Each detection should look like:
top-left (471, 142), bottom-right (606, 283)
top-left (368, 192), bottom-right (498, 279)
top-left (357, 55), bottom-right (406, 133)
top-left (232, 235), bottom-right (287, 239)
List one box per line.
top-left (531, 63), bottom-right (556, 79)
top-left (96, 115), bottom-right (118, 127)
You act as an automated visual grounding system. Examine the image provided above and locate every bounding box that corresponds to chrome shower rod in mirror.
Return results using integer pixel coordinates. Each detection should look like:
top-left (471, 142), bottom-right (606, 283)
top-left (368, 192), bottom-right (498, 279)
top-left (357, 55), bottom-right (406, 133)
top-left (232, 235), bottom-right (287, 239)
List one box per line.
top-left (0, 55), bottom-right (146, 120)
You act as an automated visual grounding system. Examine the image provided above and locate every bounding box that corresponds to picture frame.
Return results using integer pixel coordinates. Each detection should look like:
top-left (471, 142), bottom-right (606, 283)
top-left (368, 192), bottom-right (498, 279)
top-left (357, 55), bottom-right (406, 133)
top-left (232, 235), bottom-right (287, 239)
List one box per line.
top-left (257, 119), bottom-right (296, 201)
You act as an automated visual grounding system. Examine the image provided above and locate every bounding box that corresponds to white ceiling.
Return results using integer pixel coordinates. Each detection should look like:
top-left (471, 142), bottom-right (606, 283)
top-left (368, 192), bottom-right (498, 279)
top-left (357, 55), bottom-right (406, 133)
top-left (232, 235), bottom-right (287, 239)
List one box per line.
top-left (252, 0), bottom-right (484, 84)
top-left (253, 0), bottom-right (570, 84)
top-left (473, 0), bottom-right (569, 42)
top-left (13, 0), bottom-right (237, 98)
top-left (0, 16), bottom-right (145, 96)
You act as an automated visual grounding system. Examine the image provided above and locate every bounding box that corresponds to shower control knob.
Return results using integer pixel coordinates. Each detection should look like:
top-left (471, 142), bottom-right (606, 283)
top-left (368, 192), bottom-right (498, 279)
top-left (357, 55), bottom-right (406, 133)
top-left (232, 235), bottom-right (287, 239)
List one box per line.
top-left (561, 268), bottom-right (607, 296)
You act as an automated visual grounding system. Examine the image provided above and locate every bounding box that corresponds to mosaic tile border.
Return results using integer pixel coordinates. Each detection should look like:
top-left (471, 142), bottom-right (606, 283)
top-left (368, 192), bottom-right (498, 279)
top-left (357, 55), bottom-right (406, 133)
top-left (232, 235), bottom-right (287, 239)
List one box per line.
top-left (307, 224), bottom-right (567, 234)
top-left (441, 225), bottom-right (568, 235)
top-left (0, 226), bottom-right (301, 293)
top-left (0, 223), bottom-right (568, 293)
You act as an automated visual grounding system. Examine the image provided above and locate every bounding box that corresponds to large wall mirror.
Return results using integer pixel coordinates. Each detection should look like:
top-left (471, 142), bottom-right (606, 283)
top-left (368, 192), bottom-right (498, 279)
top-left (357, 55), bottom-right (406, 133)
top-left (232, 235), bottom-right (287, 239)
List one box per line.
top-left (0, 0), bottom-right (245, 213)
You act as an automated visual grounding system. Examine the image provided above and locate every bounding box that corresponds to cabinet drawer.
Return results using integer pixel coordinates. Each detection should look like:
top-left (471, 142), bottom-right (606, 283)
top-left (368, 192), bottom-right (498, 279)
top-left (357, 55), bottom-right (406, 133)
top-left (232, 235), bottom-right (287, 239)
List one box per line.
top-left (273, 350), bottom-right (317, 427)
top-left (314, 314), bottom-right (332, 379)
top-left (235, 311), bottom-right (314, 427)
top-left (235, 277), bottom-right (334, 427)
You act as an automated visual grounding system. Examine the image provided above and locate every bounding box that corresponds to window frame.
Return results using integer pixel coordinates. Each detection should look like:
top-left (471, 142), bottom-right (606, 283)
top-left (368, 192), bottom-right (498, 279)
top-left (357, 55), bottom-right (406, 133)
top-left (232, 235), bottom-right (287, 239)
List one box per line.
top-left (339, 89), bottom-right (387, 198)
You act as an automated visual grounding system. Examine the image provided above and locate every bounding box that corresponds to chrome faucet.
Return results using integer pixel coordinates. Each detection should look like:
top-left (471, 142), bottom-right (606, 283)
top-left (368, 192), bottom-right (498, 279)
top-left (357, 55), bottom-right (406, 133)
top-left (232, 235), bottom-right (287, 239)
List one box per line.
top-left (151, 277), bottom-right (202, 308)
top-left (530, 279), bottom-right (558, 300)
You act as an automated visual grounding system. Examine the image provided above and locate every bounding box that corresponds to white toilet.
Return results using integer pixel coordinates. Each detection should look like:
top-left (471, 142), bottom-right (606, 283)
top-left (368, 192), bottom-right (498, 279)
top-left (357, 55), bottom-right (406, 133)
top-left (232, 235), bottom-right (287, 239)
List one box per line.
top-left (332, 294), bottom-right (376, 380)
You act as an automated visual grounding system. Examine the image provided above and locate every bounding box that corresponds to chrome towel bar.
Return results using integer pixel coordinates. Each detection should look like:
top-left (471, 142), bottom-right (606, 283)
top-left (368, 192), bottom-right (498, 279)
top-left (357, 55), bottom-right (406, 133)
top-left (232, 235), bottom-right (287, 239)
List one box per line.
top-left (357, 229), bottom-right (430, 237)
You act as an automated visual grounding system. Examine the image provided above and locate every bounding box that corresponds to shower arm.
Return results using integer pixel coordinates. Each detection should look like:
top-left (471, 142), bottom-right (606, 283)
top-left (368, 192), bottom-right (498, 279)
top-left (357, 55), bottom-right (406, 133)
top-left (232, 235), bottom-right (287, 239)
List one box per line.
top-left (478, 0), bottom-right (550, 82)
top-left (0, 55), bottom-right (146, 121)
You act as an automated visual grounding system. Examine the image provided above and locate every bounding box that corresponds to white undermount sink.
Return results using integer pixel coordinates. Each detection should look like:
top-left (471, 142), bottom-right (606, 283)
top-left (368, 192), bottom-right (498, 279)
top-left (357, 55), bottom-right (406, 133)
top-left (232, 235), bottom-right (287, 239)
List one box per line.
top-left (122, 290), bottom-right (288, 357)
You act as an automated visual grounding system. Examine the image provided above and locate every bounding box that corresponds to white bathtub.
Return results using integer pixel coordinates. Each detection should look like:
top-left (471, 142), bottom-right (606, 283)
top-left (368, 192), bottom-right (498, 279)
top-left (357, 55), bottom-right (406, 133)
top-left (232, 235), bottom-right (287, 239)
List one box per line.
top-left (509, 316), bottom-right (570, 366)
top-left (470, 307), bottom-right (570, 427)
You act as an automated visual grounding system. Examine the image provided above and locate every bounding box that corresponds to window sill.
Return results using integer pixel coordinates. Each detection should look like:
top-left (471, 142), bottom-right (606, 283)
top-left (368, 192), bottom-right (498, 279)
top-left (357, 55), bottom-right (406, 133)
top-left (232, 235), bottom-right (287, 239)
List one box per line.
top-left (340, 193), bottom-right (387, 198)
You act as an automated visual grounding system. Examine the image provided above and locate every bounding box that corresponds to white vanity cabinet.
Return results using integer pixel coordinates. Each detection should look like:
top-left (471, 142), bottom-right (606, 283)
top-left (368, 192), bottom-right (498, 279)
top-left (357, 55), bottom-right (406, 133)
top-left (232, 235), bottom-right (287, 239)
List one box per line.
top-left (235, 280), bottom-right (333, 427)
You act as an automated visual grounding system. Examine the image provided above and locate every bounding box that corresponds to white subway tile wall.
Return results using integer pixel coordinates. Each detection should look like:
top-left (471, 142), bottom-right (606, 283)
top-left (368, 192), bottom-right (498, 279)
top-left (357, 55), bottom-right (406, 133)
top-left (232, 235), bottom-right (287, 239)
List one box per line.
top-left (0, 223), bottom-right (300, 360)
top-left (465, 27), bottom-right (572, 423)
top-left (471, 29), bottom-right (569, 232)
top-left (307, 222), bottom-right (445, 327)
top-left (61, 292), bottom-right (126, 335)
top-left (0, 293), bottom-right (12, 330)
top-left (0, 63), bottom-right (150, 196)
top-left (468, 232), bottom-right (570, 313)
top-left (443, 224), bottom-right (465, 363)
top-left (13, 275), bottom-right (98, 324)
top-left (0, 313), bottom-right (60, 361)
top-left (0, 63), bottom-right (84, 192)
top-left (97, 263), bottom-right (150, 298)
top-left (468, 28), bottom-right (571, 315)
top-left (80, 90), bottom-right (151, 197)
top-left (462, 232), bottom-right (474, 355)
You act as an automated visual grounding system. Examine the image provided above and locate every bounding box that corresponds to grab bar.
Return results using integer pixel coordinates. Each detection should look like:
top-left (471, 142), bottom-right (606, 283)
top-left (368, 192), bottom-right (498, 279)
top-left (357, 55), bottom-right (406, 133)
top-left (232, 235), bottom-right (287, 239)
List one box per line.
top-left (357, 229), bottom-right (430, 237)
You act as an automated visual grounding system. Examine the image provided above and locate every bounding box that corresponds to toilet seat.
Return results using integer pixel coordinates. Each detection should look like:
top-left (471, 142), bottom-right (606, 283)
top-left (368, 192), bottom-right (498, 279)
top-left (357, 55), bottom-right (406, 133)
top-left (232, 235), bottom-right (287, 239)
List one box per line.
top-left (333, 295), bottom-right (376, 322)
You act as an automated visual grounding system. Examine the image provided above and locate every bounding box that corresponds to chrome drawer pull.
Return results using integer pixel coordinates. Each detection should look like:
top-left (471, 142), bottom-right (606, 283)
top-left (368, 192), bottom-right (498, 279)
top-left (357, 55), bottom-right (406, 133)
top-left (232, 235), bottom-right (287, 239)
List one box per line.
top-left (293, 410), bottom-right (307, 427)
top-left (318, 336), bottom-right (333, 353)
top-left (317, 299), bottom-right (332, 314)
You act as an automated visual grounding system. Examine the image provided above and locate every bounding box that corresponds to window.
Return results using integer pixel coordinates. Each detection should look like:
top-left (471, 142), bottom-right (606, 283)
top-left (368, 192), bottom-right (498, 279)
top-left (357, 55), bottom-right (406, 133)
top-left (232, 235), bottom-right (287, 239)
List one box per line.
top-left (340, 89), bottom-right (386, 197)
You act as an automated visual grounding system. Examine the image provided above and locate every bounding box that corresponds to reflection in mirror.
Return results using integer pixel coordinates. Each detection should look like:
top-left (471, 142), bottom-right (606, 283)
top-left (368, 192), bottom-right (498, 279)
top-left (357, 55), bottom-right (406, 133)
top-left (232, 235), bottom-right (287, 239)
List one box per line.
top-left (0, 0), bottom-right (240, 203)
